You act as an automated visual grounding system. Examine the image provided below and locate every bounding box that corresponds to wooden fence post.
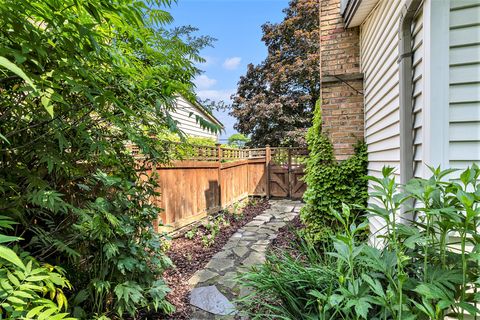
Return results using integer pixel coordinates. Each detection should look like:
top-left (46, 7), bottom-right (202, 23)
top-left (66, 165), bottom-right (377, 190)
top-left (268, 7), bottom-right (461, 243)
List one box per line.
top-left (265, 145), bottom-right (271, 198)
top-left (217, 143), bottom-right (222, 209)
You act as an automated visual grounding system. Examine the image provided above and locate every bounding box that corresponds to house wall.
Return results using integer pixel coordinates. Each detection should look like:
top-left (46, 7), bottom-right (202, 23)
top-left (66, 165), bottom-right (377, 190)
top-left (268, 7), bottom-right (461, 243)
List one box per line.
top-left (360, 0), bottom-right (405, 183)
top-left (320, 0), bottom-right (364, 160)
top-left (169, 96), bottom-right (220, 140)
top-left (448, 0), bottom-right (480, 170)
top-left (412, 10), bottom-right (424, 178)
top-left (359, 0), bottom-right (428, 235)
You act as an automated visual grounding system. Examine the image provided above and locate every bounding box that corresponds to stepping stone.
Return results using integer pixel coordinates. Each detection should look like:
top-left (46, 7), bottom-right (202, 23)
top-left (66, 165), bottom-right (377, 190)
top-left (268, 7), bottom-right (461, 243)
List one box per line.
top-left (223, 240), bottom-right (239, 250)
top-left (245, 220), bottom-right (265, 227)
top-left (238, 286), bottom-right (253, 299)
top-left (251, 244), bottom-right (267, 252)
top-left (269, 221), bottom-right (286, 228)
top-left (189, 269), bottom-right (219, 286)
top-left (206, 258), bottom-right (235, 273)
top-left (217, 272), bottom-right (237, 289)
top-left (257, 228), bottom-right (275, 234)
top-left (242, 252), bottom-right (265, 267)
top-left (233, 246), bottom-right (249, 258)
top-left (269, 234), bottom-right (278, 240)
top-left (254, 215), bottom-right (272, 222)
top-left (255, 240), bottom-right (270, 245)
top-left (243, 226), bottom-right (259, 232)
top-left (212, 250), bottom-right (233, 259)
top-left (190, 286), bottom-right (236, 315)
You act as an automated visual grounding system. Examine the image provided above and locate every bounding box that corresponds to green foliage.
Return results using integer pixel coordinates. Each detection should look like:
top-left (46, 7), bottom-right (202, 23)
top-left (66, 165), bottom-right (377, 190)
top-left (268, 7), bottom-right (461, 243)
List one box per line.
top-left (227, 133), bottom-right (250, 148)
top-left (301, 101), bottom-right (368, 243)
top-left (239, 165), bottom-right (480, 320)
top-left (0, 0), bottom-right (215, 318)
top-left (0, 216), bottom-right (73, 320)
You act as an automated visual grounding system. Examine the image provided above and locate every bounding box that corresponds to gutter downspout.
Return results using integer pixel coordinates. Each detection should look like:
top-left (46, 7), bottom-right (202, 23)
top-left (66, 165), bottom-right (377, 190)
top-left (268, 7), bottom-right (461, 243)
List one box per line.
top-left (399, 0), bottom-right (422, 216)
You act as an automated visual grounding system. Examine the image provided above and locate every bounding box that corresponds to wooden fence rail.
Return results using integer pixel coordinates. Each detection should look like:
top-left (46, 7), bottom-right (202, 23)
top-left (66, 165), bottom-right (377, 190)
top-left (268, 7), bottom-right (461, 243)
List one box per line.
top-left (136, 144), bottom-right (306, 230)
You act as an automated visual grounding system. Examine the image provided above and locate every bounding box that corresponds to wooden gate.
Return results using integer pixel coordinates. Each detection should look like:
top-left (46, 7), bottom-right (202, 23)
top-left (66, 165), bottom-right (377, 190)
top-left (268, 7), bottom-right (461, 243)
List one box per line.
top-left (267, 147), bottom-right (308, 199)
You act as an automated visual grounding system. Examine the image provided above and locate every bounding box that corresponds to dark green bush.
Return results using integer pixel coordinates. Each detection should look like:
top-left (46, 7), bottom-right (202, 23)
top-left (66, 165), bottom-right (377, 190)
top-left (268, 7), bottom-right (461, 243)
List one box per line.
top-left (300, 101), bottom-right (368, 243)
top-left (239, 165), bottom-right (480, 320)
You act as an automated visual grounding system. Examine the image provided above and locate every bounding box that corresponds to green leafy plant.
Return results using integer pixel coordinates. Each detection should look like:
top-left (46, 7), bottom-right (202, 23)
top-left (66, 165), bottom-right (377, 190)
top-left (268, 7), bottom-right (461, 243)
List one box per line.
top-left (0, 216), bottom-right (73, 320)
top-left (0, 0), bottom-right (217, 318)
top-left (200, 216), bottom-right (223, 247)
top-left (201, 234), bottom-right (216, 248)
top-left (227, 133), bottom-right (250, 148)
top-left (301, 100), bottom-right (368, 244)
top-left (184, 227), bottom-right (198, 240)
top-left (239, 165), bottom-right (480, 320)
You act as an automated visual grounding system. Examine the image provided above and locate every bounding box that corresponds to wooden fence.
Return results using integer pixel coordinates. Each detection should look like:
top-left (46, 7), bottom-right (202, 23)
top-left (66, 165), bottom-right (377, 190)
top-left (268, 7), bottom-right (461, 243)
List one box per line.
top-left (136, 144), bottom-right (306, 230)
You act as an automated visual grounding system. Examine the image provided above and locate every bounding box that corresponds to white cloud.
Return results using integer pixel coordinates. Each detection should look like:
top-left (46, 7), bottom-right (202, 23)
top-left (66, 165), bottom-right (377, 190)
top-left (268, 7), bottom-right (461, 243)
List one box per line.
top-left (197, 89), bottom-right (235, 102)
top-left (222, 57), bottom-right (242, 70)
top-left (194, 75), bottom-right (217, 90)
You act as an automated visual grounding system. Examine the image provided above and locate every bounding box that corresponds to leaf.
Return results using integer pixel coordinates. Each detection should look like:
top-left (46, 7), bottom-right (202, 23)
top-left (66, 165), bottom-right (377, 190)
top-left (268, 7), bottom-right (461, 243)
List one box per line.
top-left (354, 298), bottom-right (371, 319)
top-left (0, 245), bottom-right (25, 270)
top-left (0, 234), bottom-right (21, 244)
top-left (26, 275), bottom-right (50, 282)
top-left (457, 302), bottom-right (480, 316)
top-left (0, 56), bottom-right (37, 91)
top-left (38, 307), bottom-right (59, 320)
top-left (41, 88), bottom-right (55, 117)
top-left (7, 272), bottom-right (21, 287)
top-left (6, 295), bottom-right (25, 305)
top-left (26, 305), bottom-right (46, 318)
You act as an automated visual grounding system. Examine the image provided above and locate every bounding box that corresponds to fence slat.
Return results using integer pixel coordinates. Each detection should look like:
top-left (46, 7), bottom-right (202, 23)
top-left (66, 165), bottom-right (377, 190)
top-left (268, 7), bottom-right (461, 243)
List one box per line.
top-left (136, 145), bottom-right (307, 231)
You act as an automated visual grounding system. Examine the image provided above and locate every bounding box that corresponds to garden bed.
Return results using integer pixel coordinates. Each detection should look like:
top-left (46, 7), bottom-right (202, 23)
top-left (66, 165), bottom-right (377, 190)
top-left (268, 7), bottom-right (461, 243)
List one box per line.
top-left (163, 198), bottom-right (271, 320)
top-left (270, 215), bottom-right (304, 253)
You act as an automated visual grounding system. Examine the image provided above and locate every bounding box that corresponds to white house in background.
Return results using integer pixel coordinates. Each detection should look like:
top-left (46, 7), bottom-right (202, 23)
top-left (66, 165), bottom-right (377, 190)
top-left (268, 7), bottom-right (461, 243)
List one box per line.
top-left (170, 96), bottom-right (224, 141)
top-left (340, 0), bottom-right (480, 234)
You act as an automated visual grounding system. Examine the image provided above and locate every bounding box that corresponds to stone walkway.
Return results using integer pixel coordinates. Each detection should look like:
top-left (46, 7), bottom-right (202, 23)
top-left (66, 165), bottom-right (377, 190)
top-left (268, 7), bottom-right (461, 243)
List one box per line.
top-left (187, 199), bottom-right (304, 319)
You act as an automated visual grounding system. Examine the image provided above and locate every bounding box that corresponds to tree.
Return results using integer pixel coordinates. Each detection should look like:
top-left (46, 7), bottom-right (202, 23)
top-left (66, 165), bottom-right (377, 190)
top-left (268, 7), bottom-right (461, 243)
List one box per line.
top-left (227, 133), bottom-right (250, 148)
top-left (0, 0), bottom-right (214, 318)
top-left (230, 0), bottom-right (320, 147)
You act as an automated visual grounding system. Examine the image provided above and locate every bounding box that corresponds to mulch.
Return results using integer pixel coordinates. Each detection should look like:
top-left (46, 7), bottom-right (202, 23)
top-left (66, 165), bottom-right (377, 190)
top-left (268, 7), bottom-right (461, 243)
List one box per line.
top-left (270, 214), bottom-right (304, 253)
top-left (161, 198), bottom-right (271, 320)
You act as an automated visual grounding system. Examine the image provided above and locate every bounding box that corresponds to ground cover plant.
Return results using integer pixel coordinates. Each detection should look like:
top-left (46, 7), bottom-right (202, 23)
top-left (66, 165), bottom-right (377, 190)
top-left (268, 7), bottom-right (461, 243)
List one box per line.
top-left (300, 100), bottom-right (368, 244)
top-left (0, 0), bottom-right (217, 318)
top-left (239, 166), bottom-right (480, 319)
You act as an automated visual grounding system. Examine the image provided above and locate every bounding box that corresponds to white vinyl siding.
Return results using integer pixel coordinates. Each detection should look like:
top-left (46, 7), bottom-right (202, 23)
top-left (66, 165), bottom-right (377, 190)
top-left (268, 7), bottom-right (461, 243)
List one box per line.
top-left (361, 0), bottom-right (405, 235)
top-left (449, 0), bottom-right (480, 170)
top-left (170, 97), bottom-right (219, 140)
top-left (412, 10), bottom-right (424, 178)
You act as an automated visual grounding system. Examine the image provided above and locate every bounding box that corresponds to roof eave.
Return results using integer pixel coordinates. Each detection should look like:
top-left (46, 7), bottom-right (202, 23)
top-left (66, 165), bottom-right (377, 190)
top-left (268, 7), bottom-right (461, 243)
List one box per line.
top-left (342, 0), bottom-right (380, 28)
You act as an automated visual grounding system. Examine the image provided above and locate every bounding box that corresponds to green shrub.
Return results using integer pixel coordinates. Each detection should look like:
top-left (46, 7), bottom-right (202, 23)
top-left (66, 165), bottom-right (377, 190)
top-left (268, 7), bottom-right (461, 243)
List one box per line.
top-left (0, 216), bottom-right (73, 320)
top-left (0, 0), bottom-right (215, 318)
top-left (239, 165), bottom-right (480, 320)
top-left (300, 100), bottom-right (368, 243)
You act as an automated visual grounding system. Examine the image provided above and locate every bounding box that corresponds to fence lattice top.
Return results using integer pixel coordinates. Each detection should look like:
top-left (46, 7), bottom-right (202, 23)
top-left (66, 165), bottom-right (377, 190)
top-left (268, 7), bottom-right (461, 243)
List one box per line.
top-left (128, 142), bottom-right (306, 162)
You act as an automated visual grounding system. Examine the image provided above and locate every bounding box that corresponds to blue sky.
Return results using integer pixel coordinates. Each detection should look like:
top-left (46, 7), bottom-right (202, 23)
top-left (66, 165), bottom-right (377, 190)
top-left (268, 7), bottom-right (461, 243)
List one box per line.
top-left (169, 0), bottom-right (289, 141)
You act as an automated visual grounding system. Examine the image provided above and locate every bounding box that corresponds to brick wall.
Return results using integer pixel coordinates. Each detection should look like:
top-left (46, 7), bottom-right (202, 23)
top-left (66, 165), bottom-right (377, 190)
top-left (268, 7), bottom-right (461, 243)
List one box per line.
top-left (320, 0), bottom-right (364, 160)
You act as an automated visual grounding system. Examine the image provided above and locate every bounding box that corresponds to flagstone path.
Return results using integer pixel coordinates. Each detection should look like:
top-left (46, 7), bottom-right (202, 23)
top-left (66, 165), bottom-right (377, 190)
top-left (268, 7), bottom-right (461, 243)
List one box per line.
top-left (187, 199), bottom-right (304, 319)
